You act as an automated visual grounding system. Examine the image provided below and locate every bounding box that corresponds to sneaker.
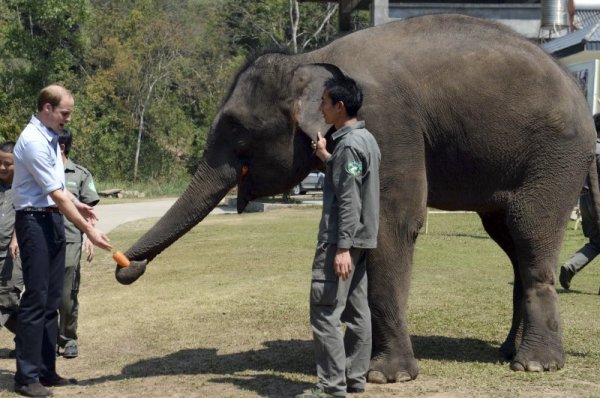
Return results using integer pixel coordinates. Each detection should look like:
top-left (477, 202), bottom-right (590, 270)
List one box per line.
top-left (62, 343), bottom-right (78, 359)
top-left (295, 387), bottom-right (336, 398)
top-left (14, 382), bottom-right (53, 397)
top-left (559, 266), bottom-right (574, 290)
top-left (39, 374), bottom-right (77, 387)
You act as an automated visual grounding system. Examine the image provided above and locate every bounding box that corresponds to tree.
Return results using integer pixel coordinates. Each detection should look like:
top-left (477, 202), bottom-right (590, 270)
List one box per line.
top-left (222, 0), bottom-right (340, 55)
top-left (0, 0), bottom-right (91, 140)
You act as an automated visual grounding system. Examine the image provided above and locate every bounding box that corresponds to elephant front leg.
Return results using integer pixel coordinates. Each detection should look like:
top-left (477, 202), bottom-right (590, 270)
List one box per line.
top-left (367, 216), bottom-right (421, 383)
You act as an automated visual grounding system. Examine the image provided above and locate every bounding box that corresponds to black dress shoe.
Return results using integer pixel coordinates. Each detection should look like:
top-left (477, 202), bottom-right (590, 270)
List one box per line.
top-left (14, 382), bottom-right (53, 397)
top-left (347, 386), bottom-right (365, 393)
top-left (39, 374), bottom-right (77, 387)
top-left (559, 266), bottom-right (573, 290)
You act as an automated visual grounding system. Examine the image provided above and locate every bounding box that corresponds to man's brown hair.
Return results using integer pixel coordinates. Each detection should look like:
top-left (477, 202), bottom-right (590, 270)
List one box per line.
top-left (37, 85), bottom-right (72, 112)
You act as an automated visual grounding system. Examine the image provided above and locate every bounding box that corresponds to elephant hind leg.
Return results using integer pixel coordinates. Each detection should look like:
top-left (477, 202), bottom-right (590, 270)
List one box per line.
top-left (498, 197), bottom-right (568, 372)
top-left (479, 211), bottom-right (522, 360)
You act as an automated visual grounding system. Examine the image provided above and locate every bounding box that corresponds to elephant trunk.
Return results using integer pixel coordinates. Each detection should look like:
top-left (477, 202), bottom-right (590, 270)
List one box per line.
top-left (115, 159), bottom-right (237, 285)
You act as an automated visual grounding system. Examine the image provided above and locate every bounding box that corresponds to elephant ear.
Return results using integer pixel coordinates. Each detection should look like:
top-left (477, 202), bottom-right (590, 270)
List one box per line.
top-left (290, 63), bottom-right (346, 142)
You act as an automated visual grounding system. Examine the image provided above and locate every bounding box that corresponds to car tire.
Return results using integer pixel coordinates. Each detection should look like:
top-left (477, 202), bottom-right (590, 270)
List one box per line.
top-left (291, 185), bottom-right (301, 195)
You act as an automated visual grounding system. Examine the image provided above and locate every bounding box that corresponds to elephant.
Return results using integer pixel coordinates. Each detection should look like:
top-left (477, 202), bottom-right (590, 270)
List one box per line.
top-left (115, 14), bottom-right (598, 382)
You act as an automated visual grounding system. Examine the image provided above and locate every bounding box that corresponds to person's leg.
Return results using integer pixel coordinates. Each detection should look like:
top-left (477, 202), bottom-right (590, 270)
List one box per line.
top-left (14, 212), bottom-right (51, 385)
top-left (341, 248), bottom-right (370, 392)
top-left (561, 192), bottom-right (600, 289)
top-left (0, 256), bottom-right (22, 335)
top-left (40, 213), bottom-right (65, 379)
top-left (58, 242), bottom-right (81, 356)
top-left (310, 242), bottom-right (352, 397)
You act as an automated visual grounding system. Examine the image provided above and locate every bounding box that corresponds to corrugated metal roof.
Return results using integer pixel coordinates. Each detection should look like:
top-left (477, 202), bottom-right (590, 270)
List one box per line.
top-left (577, 9), bottom-right (600, 27)
top-left (542, 10), bottom-right (600, 54)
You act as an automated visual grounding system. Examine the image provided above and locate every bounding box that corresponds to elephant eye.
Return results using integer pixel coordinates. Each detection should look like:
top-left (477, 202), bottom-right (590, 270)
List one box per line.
top-left (225, 118), bottom-right (252, 156)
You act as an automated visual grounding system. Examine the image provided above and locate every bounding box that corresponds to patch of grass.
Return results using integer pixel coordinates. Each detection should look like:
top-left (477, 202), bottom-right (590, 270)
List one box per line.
top-left (0, 209), bottom-right (598, 397)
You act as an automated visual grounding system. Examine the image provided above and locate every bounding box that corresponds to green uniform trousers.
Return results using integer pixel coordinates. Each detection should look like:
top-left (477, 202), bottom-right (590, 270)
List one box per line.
top-left (310, 242), bottom-right (371, 397)
top-left (58, 242), bottom-right (81, 348)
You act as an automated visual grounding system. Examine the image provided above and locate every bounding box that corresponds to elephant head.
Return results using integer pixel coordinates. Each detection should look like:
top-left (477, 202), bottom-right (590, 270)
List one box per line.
top-left (116, 54), bottom-right (345, 284)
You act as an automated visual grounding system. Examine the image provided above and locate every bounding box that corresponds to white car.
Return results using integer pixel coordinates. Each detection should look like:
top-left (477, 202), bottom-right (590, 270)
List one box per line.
top-left (291, 172), bottom-right (325, 195)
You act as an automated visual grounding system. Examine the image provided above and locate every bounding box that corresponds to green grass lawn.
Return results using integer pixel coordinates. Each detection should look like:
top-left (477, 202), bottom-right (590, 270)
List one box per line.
top-left (0, 208), bottom-right (598, 397)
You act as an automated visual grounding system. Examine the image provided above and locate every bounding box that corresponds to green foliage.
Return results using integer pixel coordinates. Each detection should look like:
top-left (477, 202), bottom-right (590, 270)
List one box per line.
top-left (0, 0), bottom-right (346, 186)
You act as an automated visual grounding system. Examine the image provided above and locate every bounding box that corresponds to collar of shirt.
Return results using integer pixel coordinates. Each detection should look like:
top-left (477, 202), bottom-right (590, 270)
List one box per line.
top-left (29, 115), bottom-right (58, 145)
top-left (64, 158), bottom-right (76, 173)
top-left (331, 120), bottom-right (366, 141)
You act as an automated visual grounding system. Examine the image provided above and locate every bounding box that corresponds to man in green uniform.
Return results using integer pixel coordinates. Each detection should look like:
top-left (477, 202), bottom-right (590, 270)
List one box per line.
top-left (0, 141), bottom-right (22, 349)
top-left (298, 76), bottom-right (380, 398)
top-left (57, 131), bottom-right (99, 358)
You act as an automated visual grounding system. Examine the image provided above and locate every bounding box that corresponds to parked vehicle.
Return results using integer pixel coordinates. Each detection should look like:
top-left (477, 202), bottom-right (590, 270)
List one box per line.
top-left (291, 172), bottom-right (324, 195)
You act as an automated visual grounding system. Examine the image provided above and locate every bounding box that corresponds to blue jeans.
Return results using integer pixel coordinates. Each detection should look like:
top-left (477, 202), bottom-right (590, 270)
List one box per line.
top-left (14, 211), bottom-right (65, 385)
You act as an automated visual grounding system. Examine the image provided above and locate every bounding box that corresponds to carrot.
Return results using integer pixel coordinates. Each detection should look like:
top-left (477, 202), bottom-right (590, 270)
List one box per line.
top-left (113, 250), bottom-right (130, 267)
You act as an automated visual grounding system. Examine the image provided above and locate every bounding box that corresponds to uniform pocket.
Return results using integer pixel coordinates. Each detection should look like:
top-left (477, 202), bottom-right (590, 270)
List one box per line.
top-left (311, 280), bottom-right (338, 306)
top-left (310, 242), bottom-right (338, 306)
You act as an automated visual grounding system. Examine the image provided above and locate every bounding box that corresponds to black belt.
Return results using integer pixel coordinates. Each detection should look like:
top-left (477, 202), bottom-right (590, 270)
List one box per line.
top-left (19, 207), bottom-right (61, 213)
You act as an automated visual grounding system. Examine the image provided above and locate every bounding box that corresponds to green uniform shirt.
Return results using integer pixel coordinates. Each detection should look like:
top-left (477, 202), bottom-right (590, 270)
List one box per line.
top-left (64, 159), bottom-right (99, 243)
top-left (0, 182), bottom-right (15, 259)
top-left (318, 120), bottom-right (381, 249)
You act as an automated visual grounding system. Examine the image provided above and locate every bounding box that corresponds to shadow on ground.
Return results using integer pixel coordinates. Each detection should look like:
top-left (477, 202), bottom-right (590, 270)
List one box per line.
top-left (75, 336), bottom-right (504, 395)
top-left (412, 335), bottom-right (501, 363)
top-left (79, 339), bottom-right (315, 396)
top-left (1, 335), bottom-right (591, 395)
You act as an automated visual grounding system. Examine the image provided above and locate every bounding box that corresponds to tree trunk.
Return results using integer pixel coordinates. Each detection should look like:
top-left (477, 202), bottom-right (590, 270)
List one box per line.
top-left (289, 0), bottom-right (299, 54)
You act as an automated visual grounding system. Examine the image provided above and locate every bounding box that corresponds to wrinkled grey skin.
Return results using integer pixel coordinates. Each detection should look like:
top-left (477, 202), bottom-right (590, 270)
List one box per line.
top-left (116, 15), bottom-right (598, 382)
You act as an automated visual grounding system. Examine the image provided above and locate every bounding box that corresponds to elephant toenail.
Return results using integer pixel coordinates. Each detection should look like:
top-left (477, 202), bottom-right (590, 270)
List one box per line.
top-left (394, 371), bottom-right (412, 382)
top-left (367, 370), bottom-right (387, 384)
top-left (527, 361), bottom-right (543, 372)
top-left (510, 361), bottom-right (525, 371)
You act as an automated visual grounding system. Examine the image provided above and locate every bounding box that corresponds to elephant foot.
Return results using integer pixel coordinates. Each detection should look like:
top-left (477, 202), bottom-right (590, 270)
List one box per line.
top-left (367, 370), bottom-right (412, 384)
top-left (510, 359), bottom-right (560, 372)
top-left (115, 260), bottom-right (148, 285)
top-left (508, 343), bottom-right (564, 372)
top-left (367, 356), bottom-right (418, 383)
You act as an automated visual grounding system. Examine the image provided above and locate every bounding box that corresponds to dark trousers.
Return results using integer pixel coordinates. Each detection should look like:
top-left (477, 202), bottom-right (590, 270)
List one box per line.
top-left (564, 190), bottom-right (600, 274)
top-left (14, 211), bottom-right (65, 385)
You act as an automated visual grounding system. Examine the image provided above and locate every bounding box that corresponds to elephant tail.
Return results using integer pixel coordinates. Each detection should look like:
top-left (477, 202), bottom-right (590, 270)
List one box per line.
top-left (587, 142), bottom-right (600, 232)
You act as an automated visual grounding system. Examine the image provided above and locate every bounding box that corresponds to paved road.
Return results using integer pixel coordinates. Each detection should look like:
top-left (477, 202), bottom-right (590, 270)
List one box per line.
top-left (94, 194), bottom-right (324, 234)
top-left (94, 198), bottom-right (236, 233)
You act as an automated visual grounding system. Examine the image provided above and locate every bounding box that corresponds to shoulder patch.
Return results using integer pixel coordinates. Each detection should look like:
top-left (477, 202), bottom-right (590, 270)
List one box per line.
top-left (346, 160), bottom-right (363, 176)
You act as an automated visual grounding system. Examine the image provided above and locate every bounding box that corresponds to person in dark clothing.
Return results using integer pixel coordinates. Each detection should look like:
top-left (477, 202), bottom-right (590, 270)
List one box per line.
top-left (13, 84), bottom-right (112, 397)
top-left (560, 113), bottom-right (600, 292)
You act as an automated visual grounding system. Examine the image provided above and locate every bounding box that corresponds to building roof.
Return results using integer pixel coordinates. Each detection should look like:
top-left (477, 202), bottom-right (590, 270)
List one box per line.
top-left (542, 10), bottom-right (600, 55)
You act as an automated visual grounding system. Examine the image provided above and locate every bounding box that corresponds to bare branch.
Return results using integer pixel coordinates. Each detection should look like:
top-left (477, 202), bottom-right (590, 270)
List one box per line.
top-left (302, 3), bottom-right (338, 49)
